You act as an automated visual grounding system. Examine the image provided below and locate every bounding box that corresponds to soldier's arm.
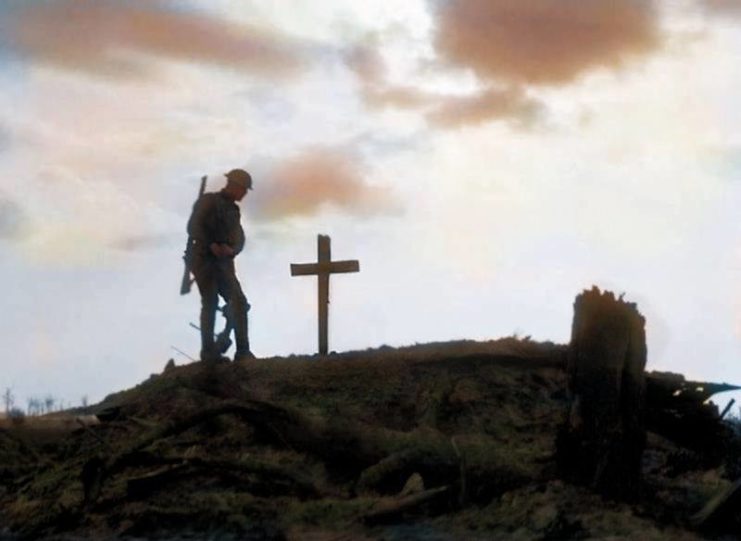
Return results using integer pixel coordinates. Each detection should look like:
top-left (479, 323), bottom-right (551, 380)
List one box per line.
top-left (224, 207), bottom-right (245, 256)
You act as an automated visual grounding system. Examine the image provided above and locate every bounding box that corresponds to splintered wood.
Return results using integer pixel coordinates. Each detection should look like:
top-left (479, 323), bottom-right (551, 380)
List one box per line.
top-left (558, 286), bottom-right (647, 498)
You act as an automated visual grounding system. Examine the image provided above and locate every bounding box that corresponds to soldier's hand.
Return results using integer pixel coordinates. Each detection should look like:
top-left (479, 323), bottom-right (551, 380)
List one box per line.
top-left (210, 243), bottom-right (226, 257)
top-left (210, 243), bottom-right (235, 258)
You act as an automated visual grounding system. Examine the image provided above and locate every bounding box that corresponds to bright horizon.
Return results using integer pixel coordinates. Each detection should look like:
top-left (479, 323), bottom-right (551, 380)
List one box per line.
top-left (0, 1), bottom-right (739, 411)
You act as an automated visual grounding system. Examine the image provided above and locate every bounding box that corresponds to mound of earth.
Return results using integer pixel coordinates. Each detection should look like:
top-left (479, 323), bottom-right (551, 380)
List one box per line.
top-left (0, 338), bottom-right (736, 540)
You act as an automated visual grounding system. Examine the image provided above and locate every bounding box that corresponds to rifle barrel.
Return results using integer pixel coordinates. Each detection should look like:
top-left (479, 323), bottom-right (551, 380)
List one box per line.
top-left (179, 175), bottom-right (208, 295)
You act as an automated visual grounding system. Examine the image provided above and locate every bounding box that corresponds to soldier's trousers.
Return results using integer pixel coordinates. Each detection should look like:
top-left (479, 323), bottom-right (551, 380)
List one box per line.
top-left (191, 255), bottom-right (250, 357)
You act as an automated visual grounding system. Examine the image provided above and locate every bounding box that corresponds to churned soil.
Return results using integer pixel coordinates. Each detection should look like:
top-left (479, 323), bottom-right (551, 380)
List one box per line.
top-left (0, 338), bottom-right (734, 540)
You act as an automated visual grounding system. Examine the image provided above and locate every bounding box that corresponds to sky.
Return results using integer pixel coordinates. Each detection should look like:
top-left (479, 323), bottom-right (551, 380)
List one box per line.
top-left (0, 0), bottom-right (739, 410)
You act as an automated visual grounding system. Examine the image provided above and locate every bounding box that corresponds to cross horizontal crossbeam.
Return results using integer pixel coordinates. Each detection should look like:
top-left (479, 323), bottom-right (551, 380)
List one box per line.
top-left (290, 260), bottom-right (359, 276)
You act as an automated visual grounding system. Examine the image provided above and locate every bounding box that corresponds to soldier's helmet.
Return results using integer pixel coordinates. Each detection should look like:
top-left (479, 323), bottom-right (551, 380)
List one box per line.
top-left (225, 168), bottom-right (253, 190)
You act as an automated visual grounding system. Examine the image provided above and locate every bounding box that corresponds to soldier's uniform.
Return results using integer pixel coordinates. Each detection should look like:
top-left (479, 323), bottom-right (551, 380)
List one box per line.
top-left (187, 187), bottom-right (251, 360)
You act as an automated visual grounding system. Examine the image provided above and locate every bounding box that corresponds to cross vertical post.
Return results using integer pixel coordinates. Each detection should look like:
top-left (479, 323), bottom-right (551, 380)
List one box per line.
top-left (317, 235), bottom-right (330, 356)
top-left (291, 235), bottom-right (360, 355)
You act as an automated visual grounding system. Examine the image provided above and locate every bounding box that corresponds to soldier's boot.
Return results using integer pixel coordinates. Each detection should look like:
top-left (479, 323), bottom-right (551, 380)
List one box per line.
top-left (200, 306), bottom-right (229, 363)
top-left (201, 348), bottom-right (229, 363)
top-left (200, 342), bottom-right (229, 363)
top-left (234, 350), bottom-right (256, 362)
top-left (233, 298), bottom-right (255, 361)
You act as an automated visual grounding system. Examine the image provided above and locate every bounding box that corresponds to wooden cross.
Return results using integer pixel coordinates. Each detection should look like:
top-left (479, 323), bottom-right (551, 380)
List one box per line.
top-left (291, 235), bottom-right (359, 355)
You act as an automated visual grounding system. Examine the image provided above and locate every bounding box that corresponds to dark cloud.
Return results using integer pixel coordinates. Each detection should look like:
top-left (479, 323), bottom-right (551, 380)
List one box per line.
top-left (433, 0), bottom-right (661, 85)
top-left (0, 197), bottom-right (28, 240)
top-left (250, 147), bottom-right (399, 221)
top-left (3, 1), bottom-right (309, 80)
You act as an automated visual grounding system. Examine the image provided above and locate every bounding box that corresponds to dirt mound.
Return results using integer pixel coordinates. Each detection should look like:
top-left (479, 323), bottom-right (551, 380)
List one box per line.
top-left (0, 338), bottom-right (734, 540)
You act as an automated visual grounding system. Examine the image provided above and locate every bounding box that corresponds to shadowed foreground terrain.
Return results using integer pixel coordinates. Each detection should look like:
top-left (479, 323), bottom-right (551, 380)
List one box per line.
top-left (1, 338), bottom-right (738, 540)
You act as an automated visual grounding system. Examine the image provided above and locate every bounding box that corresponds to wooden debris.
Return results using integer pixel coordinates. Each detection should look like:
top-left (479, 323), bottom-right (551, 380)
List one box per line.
top-left (399, 472), bottom-right (425, 496)
top-left (361, 485), bottom-right (449, 524)
top-left (127, 464), bottom-right (190, 499)
top-left (720, 399), bottom-right (736, 420)
top-left (81, 399), bottom-right (527, 508)
top-left (357, 450), bottom-right (422, 494)
top-left (645, 372), bottom-right (739, 462)
top-left (691, 476), bottom-right (741, 532)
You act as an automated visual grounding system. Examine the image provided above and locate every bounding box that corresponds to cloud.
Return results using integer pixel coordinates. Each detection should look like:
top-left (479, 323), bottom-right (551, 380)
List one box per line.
top-left (702, 0), bottom-right (741, 17)
top-left (346, 45), bottom-right (431, 110)
top-left (346, 1), bottom-right (661, 128)
top-left (346, 45), bottom-right (543, 127)
top-left (365, 84), bottom-right (435, 110)
top-left (0, 124), bottom-right (9, 152)
top-left (109, 234), bottom-right (175, 252)
top-left (707, 144), bottom-right (741, 182)
top-left (425, 87), bottom-right (542, 128)
top-left (0, 197), bottom-right (28, 240)
top-left (3, 1), bottom-right (309, 80)
top-left (345, 41), bottom-right (386, 84)
top-left (250, 148), bottom-right (399, 221)
top-left (433, 0), bottom-right (661, 85)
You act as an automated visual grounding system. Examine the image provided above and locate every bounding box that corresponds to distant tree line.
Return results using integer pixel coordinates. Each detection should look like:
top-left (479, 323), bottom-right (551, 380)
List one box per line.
top-left (3, 387), bottom-right (89, 418)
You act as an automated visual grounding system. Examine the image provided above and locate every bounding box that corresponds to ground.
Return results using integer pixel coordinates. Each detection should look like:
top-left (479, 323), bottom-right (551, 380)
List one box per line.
top-left (0, 338), bottom-right (737, 540)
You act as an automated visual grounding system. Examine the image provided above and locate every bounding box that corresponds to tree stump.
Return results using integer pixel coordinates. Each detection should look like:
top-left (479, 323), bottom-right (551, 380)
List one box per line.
top-left (557, 286), bottom-right (647, 498)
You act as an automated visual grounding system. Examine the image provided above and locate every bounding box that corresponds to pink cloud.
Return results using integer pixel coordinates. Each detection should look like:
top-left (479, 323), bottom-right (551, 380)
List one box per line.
top-left (702, 0), bottom-right (741, 17)
top-left (251, 148), bottom-right (398, 221)
top-left (434, 0), bottom-right (661, 85)
top-left (346, 45), bottom-right (542, 128)
top-left (346, 2), bottom-right (661, 128)
top-left (7, 1), bottom-right (308, 80)
top-left (425, 87), bottom-right (542, 128)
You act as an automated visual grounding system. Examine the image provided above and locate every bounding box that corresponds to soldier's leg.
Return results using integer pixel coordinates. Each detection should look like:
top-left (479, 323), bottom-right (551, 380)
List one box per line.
top-left (216, 260), bottom-right (251, 356)
top-left (193, 260), bottom-right (220, 360)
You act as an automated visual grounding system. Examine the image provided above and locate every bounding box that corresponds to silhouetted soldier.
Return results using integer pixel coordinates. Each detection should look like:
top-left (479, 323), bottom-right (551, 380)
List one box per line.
top-left (187, 169), bottom-right (255, 362)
